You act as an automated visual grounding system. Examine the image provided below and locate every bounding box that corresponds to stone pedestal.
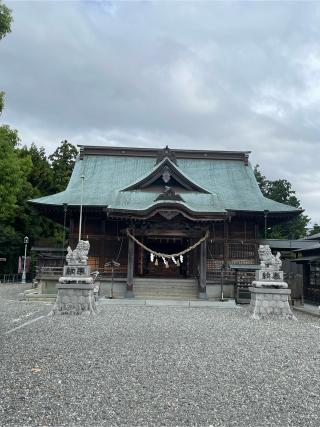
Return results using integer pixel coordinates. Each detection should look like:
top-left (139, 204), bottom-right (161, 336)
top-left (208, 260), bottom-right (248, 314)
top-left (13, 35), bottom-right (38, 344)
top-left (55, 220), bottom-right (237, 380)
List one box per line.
top-left (52, 283), bottom-right (96, 315)
top-left (249, 287), bottom-right (296, 320)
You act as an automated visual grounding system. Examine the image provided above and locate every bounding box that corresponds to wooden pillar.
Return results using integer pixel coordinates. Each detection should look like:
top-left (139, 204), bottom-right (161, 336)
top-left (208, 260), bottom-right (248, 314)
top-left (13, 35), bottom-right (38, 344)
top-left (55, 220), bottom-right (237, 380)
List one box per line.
top-left (223, 221), bottom-right (229, 265)
top-left (199, 239), bottom-right (208, 299)
top-left (126, 236), bottom-right (135, 298)
top-left (101, 219), bottom-right (106, 268)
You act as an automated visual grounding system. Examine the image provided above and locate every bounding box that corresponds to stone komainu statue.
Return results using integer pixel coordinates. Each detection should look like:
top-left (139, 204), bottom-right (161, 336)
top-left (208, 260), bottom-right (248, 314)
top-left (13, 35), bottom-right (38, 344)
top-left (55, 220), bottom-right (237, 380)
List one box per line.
top-left (66, 240), bottom-right (90, 265)
top-left (258, 245), bottom-right (282, 271)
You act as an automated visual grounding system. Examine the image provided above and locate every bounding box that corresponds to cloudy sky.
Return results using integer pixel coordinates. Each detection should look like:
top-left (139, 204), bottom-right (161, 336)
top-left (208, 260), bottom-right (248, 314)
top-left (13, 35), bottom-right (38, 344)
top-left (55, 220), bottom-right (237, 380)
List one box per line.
top-left (0, 1), bottom-right (319, 224)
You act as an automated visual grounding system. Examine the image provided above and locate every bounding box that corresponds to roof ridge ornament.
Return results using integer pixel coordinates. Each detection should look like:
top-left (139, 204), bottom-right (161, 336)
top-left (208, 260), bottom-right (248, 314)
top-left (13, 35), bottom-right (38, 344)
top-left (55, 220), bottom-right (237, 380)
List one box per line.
top-left (155, 186), bottom-right (185, 202)
top-left (155, 145), bottom-right (178, 165)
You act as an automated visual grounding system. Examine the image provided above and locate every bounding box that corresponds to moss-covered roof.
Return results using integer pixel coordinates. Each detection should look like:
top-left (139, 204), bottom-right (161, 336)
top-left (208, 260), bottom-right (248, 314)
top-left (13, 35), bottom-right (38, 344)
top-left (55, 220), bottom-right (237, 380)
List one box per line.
top-left (30, 147), bottom-right (301, 217)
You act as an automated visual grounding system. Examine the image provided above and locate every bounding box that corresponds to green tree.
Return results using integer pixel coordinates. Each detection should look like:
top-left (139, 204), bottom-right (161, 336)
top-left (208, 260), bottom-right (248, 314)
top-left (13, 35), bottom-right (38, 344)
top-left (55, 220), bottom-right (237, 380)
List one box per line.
top-left (0, 1), bottom-right (13, 114)
top-left (0, 126), bottom-right (31, 222)
top-left (19, 143), bottom-right (53, 196)
top-left (0, 137), bottom-right (71, 274)
top-left (0, 1), bottom-right (12, 40)
top-left (0, 126), bottom-right (32, 272)
top-left (0, 90), bottom-right (4, 114)
top-left (254, 165), bottom-right (310, 239)
top-left (49, 140), bottom-right (78, 192)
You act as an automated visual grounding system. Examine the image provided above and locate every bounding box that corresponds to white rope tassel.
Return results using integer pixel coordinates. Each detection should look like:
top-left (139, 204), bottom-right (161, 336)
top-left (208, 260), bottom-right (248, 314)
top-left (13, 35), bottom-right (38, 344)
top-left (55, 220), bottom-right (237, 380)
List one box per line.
top-left (150, 253), bottom-right (154, 262)
top-left (126, 230), bottom-right (209, 259)
top-left (162, 256), bottom-right (169, 268)
top-left (172, 257), bottom-right (177, 264)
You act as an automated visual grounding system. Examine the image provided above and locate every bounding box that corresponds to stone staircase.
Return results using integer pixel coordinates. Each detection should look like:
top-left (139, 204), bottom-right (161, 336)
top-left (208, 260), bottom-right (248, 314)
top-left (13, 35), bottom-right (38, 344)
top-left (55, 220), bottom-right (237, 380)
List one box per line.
top-left (133, 278), bottom-right (199, 300)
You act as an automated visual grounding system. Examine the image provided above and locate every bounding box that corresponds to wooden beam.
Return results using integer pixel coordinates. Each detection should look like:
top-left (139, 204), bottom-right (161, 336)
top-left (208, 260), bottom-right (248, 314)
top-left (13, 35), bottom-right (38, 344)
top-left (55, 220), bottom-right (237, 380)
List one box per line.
top-left (79, 145), bottom-right (251, 163)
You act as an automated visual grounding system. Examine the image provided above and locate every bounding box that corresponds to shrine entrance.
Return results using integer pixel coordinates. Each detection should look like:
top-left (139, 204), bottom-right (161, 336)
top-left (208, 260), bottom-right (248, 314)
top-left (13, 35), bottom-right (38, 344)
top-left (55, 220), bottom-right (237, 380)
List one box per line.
top-left (135, 236), bottom-right (193, 278)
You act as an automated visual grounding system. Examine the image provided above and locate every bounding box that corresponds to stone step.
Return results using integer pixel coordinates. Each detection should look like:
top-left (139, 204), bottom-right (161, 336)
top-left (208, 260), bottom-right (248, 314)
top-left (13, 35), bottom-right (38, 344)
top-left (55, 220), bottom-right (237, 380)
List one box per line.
top-left (24, 293), bottom-right (56, 302)
top-left (134, 290), bottom-right (198, 295)
top-left (133, 285), bottom-right (198, 290)
top-left (133, 290), bottom-right (198, 298)
top-left (133, 289), bottom-right (197, 294)
top-left (133, 280), bottom-right (197, 286)
top-left (131, 278), bottom-right (198, 299)
top-left (134, 277), bottom-right (196, 283)
top-left (134, 296), bottom-right (199, 301)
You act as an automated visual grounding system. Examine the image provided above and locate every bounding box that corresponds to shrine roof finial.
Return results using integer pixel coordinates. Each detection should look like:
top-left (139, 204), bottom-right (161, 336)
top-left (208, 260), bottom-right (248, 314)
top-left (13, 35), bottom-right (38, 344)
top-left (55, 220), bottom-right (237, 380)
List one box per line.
top-left (155, 146), bottom-right (177, 165)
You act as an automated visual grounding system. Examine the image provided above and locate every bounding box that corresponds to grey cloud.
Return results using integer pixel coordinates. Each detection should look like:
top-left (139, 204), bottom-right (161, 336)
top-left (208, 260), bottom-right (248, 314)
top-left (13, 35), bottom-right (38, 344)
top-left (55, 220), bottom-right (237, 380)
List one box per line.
top-left (0, 1), bottom-right (319, 223)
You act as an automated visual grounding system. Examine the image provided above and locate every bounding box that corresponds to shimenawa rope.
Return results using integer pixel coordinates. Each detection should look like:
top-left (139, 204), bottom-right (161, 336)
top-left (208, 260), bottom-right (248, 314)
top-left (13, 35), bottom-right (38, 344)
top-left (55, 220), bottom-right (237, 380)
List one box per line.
top-left (126, 229), bottom-right (209, 259)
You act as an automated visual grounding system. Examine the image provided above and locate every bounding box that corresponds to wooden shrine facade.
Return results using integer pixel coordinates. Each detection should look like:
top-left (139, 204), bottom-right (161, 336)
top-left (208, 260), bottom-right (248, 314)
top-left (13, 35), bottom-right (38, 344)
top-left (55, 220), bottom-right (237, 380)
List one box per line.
top-left (30, 145), bottom-right (301, 298)
top-left (67, 213), bottom-right (261, 293)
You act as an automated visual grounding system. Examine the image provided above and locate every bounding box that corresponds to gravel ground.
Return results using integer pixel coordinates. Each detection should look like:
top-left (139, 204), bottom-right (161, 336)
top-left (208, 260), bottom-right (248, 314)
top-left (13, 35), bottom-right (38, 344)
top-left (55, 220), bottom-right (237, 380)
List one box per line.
top-left (1, 284), bottom-right (320, 427)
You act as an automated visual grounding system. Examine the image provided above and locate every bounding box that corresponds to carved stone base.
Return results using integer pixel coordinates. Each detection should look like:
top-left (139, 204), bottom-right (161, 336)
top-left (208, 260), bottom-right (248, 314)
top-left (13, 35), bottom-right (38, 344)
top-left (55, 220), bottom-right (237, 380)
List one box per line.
top-left (249, 287), bottom-right (296, 320)
top-left (52, 283), bottom-right (96, 315)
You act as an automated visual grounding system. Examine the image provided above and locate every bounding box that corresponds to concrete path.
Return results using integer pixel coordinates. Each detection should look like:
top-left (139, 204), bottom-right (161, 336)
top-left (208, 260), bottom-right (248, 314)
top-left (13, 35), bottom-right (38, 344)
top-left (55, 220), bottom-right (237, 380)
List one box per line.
top-left (97, 298), bottom-right (240, 308)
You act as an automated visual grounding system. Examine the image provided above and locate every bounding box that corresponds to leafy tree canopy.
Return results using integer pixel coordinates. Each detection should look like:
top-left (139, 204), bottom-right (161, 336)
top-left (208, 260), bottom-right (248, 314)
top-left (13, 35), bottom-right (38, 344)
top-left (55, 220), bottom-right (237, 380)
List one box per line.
top-left (0, 1), bottom-right (11, 40)
top-left (0, 126), bottom-right (31, 222)
top-left (0, 136), bottom-right (77, 274)
top-left (19, 143), bottom-right (53, 196)
top-left (49, 140), bottom-right (78, 192)
top-left (0, 90), bottom-right (4, 114)
top-left (0, 1), bottom-right (13, 114)
top-left (0, 125), bottom-right (32, 271)
top-left (254, 165), bottom-right (310, 239)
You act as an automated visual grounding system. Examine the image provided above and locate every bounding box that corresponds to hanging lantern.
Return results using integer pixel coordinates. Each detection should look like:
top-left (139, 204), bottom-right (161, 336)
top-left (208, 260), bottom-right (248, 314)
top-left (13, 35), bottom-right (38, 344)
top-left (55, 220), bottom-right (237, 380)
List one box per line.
top-left (176, 260), bottom-right (180, 267)
top-left (155, 258), bottom-right (158, 266)
top-left (165, 262), bottom-right (169, 269)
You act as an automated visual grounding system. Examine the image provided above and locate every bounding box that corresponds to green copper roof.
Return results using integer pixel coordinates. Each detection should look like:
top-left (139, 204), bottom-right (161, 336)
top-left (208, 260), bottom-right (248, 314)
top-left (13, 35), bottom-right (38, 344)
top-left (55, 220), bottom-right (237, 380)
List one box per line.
top-left (30, 150), bottom-right (300, 216)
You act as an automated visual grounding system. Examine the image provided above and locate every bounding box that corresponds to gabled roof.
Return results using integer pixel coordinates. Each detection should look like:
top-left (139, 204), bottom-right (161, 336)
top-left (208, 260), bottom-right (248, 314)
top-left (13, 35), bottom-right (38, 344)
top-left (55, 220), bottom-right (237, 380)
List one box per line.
top-left (121, 157), bottom-right (210, 193)
top-left (30, 145), bottom-right (302, 219)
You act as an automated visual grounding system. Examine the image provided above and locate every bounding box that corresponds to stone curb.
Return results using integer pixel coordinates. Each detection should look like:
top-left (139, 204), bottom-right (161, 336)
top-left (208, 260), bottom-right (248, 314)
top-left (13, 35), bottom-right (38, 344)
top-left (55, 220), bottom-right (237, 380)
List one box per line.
top-left (97, 299), bottom-right (241, 309)
top-left (293, 306), bottom-right (320, 318)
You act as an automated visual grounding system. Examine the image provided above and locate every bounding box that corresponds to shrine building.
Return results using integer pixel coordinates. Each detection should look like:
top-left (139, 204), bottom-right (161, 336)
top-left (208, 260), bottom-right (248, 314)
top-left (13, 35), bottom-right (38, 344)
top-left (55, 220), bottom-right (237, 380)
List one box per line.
top-left (30, 145), bottom-right (301, 300)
